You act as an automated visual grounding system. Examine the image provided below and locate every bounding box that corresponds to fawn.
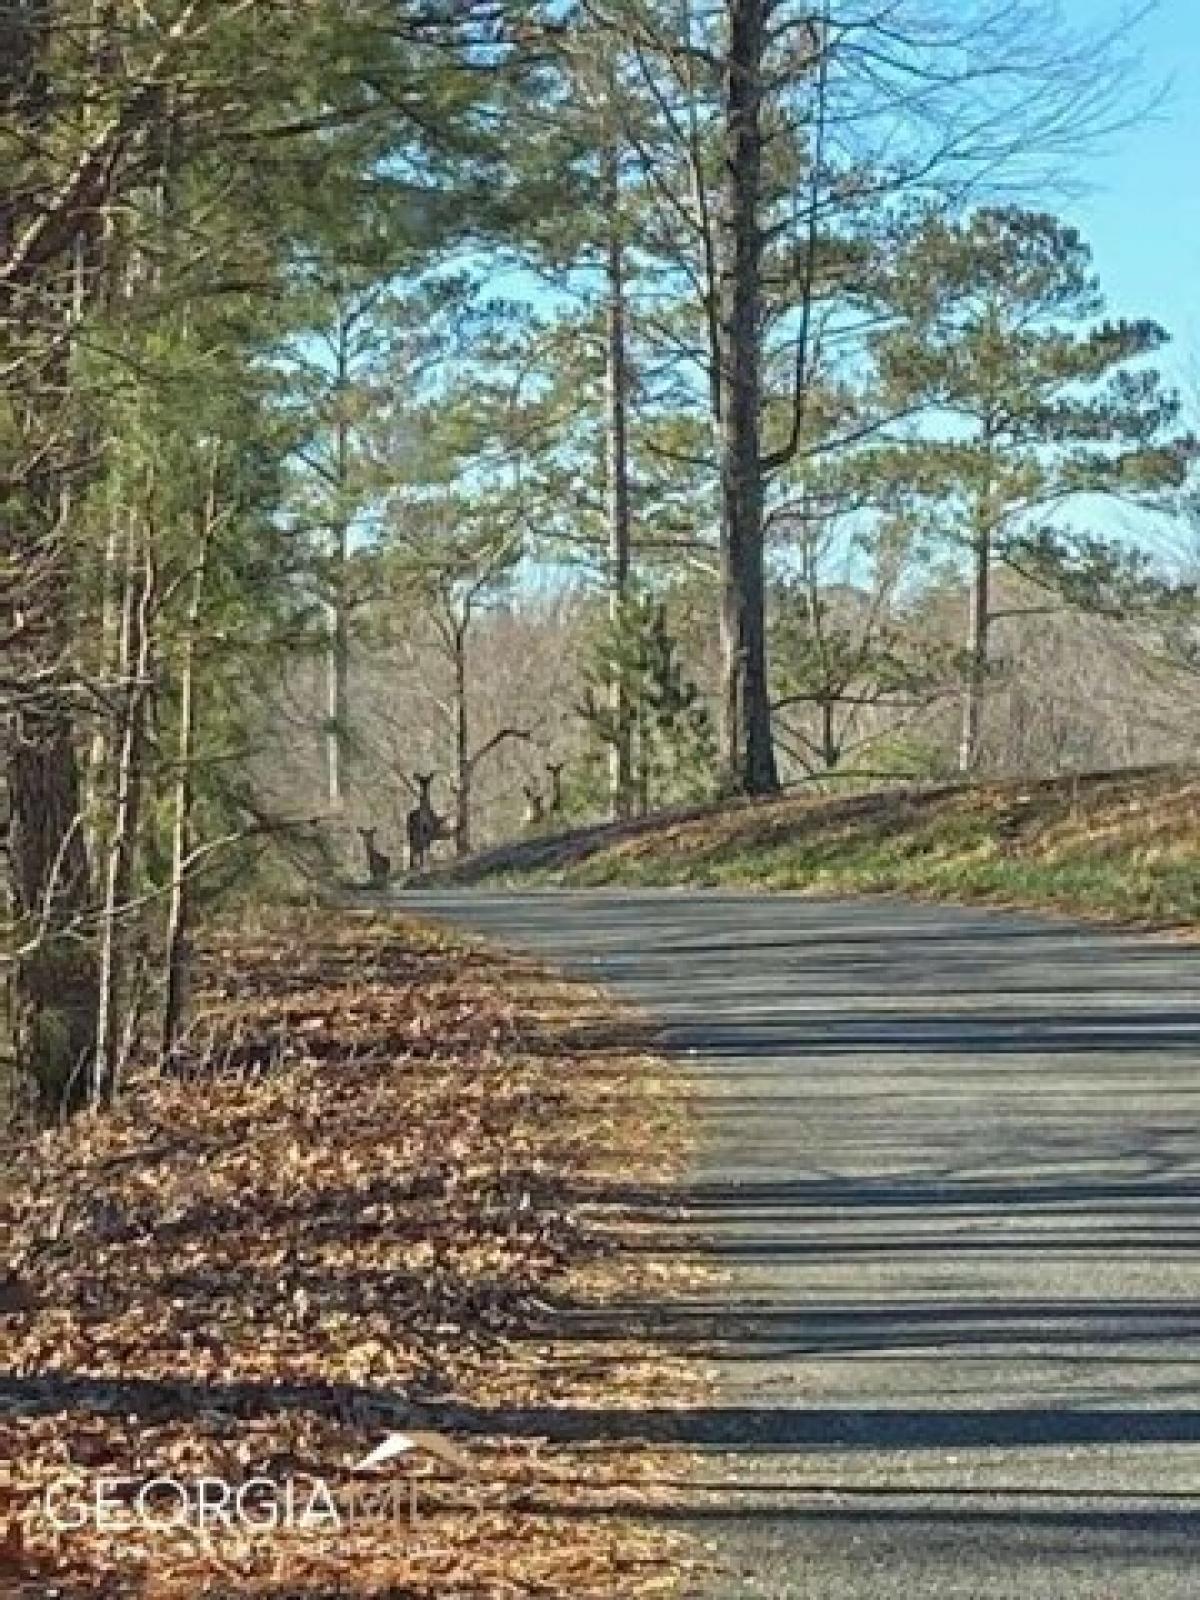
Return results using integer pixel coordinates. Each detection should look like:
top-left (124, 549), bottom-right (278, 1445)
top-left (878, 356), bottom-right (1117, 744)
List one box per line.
top-left (357, 826), bottom-right (391, 888)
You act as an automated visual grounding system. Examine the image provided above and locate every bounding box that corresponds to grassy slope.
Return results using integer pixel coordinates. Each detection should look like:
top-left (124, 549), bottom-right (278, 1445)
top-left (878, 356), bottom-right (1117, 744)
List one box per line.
top-left (450, 766), bottom-right (1200, 929)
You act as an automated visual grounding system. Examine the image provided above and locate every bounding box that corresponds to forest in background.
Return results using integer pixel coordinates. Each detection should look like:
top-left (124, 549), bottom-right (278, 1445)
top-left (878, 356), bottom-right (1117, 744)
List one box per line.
top-left (4, 0), bottom-right (1200, 1119)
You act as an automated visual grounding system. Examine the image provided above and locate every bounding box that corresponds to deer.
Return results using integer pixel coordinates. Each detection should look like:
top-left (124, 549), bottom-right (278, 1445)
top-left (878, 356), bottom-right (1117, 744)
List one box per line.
top-left (522, 781), bottom-right (545, 829)
top-left (545, 761), bottom-right (565, 817)
top-left (406, 771), bottom-right (446, 873)
top-left (357, 826), bottom-right (391, 889)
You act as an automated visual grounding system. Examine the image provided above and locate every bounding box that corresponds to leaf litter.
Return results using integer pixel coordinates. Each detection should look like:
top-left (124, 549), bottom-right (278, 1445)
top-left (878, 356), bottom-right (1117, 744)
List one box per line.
top-left (1, 910), bottom-right (710, 1597)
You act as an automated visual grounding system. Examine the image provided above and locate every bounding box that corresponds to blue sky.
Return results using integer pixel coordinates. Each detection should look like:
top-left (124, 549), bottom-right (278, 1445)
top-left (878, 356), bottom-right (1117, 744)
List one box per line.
top-left (1059, 0), bottom-right (1199, 380)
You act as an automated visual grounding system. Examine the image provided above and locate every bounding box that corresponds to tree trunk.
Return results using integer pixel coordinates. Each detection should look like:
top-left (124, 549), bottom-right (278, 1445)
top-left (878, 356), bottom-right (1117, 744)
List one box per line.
top-left (92, 535), bottom-right (153, 1107)
top-left (958, 512), bottom-right (993, 775)
top-left (604, 146), bottom-right (634, 821)
top-left (453, 624), bottom-right (471, 857)
top-left (84, 516), bottom-right (123, 844)
top-left (326, 547), bottom-right (349, 812)
top-left (3, 4), bottom-right (114, 1115)
top-left (161, 466), bottom-right (216, 1063)
top-left (717, 0), bottom-right (779, 796)
top-left (9, 714), bottom-right (97, 1114)
top-left (160, 630), bottom-right (198, 1065)
top-left (636, 697), bottom-right (651, 816)
top-left (325, 311), bottom-right (351, 811)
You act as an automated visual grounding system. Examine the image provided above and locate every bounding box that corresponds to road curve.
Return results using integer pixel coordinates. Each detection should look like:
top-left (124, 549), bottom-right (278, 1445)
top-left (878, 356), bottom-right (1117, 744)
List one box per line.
top-left (399, 889), bottom-right (1200, 1599)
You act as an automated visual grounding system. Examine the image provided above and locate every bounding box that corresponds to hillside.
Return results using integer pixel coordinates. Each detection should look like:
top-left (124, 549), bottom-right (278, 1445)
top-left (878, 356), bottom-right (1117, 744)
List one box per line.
top-left (432, 767), bottom-right (1200, 930)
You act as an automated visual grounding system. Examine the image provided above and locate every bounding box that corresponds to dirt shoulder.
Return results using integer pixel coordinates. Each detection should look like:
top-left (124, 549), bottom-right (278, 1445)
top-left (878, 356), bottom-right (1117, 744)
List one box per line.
top-left (0, 910), bottom-right (705, 1598)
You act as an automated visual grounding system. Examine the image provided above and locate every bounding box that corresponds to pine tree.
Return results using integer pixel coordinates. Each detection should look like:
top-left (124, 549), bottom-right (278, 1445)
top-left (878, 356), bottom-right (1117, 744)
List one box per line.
top-left (872, 208), bottom-right (1193, 772)
top-left (1, 0), bottom-right (536, 1110)
top-left (580, 591), bottom-right (716, 813)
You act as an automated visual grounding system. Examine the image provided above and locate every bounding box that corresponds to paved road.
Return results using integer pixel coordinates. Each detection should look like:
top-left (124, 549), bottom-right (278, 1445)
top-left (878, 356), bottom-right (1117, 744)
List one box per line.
top-left (401, 890), bottom-right (1200, 1598)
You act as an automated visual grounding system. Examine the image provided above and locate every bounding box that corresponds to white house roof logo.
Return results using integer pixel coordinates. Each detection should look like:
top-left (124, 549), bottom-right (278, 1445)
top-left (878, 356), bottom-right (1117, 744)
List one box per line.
top-left (353, 1430), bottom-right (474, 1475)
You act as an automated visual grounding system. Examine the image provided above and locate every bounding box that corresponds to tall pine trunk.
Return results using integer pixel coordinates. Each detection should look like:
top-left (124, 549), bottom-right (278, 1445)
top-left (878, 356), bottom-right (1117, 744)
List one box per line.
top-left (604, 147), bottom-right (634, 821)
top-left (959, 452), bottom-right (996, 775)
top-left (717, 0), bottom-right (779, 796)
top-left (326, 521), bottom-right (349, 811)
top-left (161, 464), bottom-right (216, 1063)
top-left (325, 310), bottom-right (351, 811)
top-left (160, 618), bottom-right (199, 1064)
top-left (9, 713), bottom-right (98, 1113)
top-left (7, 428), bottom-right (99, 1112)
top-left (92, 533), bottom-right (154, 1106)
top-left (958, 520), bottom-right (992, 774)
top-left (453, 623), bottom-right (471, 857)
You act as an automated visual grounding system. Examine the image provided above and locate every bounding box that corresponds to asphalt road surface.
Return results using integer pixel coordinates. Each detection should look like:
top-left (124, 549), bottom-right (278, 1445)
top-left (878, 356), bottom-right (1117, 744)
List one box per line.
top-left (400, 889), bottom-right (1200, 1599)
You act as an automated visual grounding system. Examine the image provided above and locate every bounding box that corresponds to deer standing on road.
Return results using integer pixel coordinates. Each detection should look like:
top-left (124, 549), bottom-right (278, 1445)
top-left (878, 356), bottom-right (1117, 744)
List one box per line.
top-left (357, 826), bottom-right (391, 889)
top-left (406, 772), bottom-right (445, 873)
